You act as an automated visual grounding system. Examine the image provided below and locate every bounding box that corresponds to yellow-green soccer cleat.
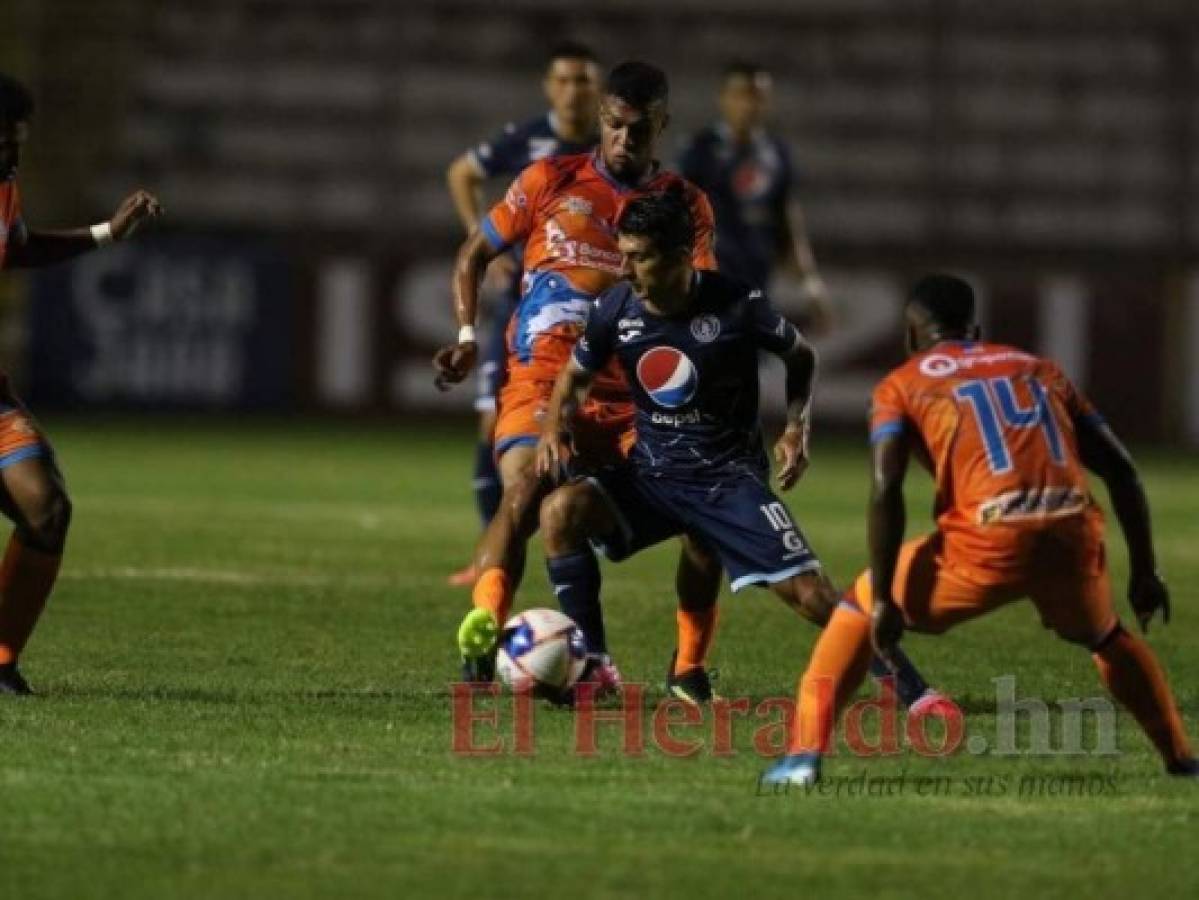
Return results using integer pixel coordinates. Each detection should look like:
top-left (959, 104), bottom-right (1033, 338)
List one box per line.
top-left (457, 608), bottom-right (499, 683)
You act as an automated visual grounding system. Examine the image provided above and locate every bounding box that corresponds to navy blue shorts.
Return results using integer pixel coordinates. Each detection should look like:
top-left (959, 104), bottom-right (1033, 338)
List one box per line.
top-left (587, 465), bottom-right (822, 593)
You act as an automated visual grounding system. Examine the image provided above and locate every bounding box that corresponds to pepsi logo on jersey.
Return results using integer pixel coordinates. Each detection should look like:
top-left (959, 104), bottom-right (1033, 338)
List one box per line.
top-left (636, 347), bottom-right (699, 408)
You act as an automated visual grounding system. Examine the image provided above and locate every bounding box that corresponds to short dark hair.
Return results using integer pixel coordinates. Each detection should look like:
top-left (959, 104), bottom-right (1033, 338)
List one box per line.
top-left (548, 41), bottom-right (598, 68)
top-left (605, 60), bottom-right (668, 110)
top-left (908, 274), bottom-right (976, 333)
top-left (724, 60), bottom-right (770, 82)
top-left (0, 73), bottom-right (34, 126)
top-left (617, 188), bottom-right (693, 259)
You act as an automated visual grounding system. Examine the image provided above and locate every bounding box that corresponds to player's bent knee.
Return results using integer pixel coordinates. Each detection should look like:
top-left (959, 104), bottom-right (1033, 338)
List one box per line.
top-left (1048, 621), bottom-right (1102, 648)
top-left (776, 572), bottom-right (837, 626)
top-left (678, 533), bottom-right (721, 577)
top-left (21, 486), bottom-right (72, 553)
top-left (539, 484), bottom-right (600, 548)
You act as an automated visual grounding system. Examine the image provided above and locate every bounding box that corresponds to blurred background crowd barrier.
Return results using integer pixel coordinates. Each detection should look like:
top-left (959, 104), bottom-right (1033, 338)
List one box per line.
top-left (3, 0), bottom-right (1199, 443)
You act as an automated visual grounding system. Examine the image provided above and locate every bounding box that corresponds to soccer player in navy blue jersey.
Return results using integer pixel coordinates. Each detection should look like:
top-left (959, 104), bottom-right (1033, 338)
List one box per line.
top-left (442, 41), bottom-right (601, 586)
top-left (677, 62), bottom-right (832, 331)
top-left (536, 190), bottom-right (947, 711)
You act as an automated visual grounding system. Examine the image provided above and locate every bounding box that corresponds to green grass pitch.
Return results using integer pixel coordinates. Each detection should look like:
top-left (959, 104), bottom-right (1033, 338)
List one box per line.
top-left (0, 419), bottom-right (1195, 899)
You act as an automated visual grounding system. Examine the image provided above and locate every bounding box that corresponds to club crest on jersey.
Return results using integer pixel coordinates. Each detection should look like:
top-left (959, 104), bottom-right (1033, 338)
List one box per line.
top-left (919, 354), bottom-right (959, 377)
top-left (563, 195), bottom-right (593, 216)
top-left (637, 347), bottom-right (699, 408)
top-left (689, 314), bottom-right (721, 343)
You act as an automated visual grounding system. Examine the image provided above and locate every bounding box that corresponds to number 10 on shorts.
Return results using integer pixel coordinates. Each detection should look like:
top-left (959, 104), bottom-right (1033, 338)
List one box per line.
top-left (761, 502), bottom-right (807, 554)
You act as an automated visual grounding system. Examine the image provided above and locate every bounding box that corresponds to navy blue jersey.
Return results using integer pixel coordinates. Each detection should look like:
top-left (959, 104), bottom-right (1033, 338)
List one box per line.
top-left (676, 125), bottom-right (793, 287)
top-left (573, 270), bottom-right (803, 479)
top-left (468, 112), bottom-right (597, 179)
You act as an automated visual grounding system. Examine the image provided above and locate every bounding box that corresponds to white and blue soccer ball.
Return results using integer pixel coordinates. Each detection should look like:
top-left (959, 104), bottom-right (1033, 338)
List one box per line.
top-left (496, 608), bottom-right (587, 693)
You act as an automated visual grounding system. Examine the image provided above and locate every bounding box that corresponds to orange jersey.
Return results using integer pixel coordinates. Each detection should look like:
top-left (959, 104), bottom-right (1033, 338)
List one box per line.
top-left (870, 341), bottom-right (1102, 578)
top-left (0, 178), bottom-right (25, 271)
top-left (481, 152), bottom-right (716, 397)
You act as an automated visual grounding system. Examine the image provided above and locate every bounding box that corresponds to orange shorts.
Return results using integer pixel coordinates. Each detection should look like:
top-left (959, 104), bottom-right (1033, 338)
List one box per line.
top-left (494, 377), bottom-right (635, 465)
top-left (850, 513), bottom-right (1117, 646)
top-left (0, 402), bottom-right (48, 469)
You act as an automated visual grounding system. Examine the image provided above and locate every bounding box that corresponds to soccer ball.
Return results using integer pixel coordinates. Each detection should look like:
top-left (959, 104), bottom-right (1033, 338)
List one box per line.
top-left (496, 608), bottom-right (588, 694)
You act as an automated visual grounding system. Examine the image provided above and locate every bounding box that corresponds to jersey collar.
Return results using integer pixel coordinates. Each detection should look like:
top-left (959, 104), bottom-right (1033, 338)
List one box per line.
top-left (716, 121), bottom-right (768, 149)
top-left (592, 150), bottom-right (661, 192)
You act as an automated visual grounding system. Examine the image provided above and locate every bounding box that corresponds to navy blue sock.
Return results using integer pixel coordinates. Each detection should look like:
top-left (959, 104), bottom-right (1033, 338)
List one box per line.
top-left (473, 441), bottom-right (502, 526)
top-left (546, 550), bottom-right (607, 655)
top-left (869, 647), bottom-right (930, 708)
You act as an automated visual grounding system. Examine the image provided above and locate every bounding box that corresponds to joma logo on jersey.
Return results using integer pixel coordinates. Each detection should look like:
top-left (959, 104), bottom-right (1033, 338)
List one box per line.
top-left (637, 347), bottom-right (699, 408)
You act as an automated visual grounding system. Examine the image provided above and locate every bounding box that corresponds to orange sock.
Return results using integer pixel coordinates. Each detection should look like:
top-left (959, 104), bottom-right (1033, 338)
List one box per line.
top-left (1093, 625), bottom-right (1193, 769)
top-left (0, 535), bottom-right (63, 666)
top-left (674, 604), bottom-right (718, 674)
top-left (471, 566), bottom-right (513, 626)
top-left (790, 604), bottom-right (874, 754)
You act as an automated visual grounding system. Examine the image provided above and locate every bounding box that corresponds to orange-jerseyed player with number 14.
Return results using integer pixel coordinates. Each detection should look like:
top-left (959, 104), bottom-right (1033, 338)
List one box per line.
top-left (763, 274), bottom-right (1195, 785)
top-left (0, 73), bottom-right (163, 695)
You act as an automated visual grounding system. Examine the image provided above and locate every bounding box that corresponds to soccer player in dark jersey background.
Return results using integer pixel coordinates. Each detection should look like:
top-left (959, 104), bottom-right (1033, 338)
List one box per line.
top-left (677, 61), bottom-right (833, 331)
top-left (0, 73), bottom-right (162, 694)
top-left (535, 191), bottom-right (947, 711)
top-left (442, 42), bottom-right (601, 586)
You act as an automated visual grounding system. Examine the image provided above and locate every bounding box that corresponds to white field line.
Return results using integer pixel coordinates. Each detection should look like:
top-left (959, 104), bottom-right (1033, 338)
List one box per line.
top-left (59, 566), bottom-right (402, 589)
top-left (74, 494), bottom-right (470, 531)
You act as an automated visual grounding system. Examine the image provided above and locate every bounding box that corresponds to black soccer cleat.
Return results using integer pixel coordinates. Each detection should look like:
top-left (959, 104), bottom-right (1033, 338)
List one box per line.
top-left (665, 650), bottom-right (719, 706)
top-left (0, 662), bottom-right (33, 696)
top-left (1166, 758), bottom-right (1199, 777)
top-left (460, 653), bottom-right (496, 684)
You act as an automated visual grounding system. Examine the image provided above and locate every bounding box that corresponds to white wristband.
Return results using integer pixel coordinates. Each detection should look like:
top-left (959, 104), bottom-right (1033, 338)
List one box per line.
top-left (90, 222), bottom-right (114, 246)
top-left (457, 325), bottom-right (477, 344)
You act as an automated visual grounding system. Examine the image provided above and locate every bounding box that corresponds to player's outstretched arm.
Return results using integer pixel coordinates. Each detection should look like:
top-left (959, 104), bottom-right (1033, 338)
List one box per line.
top-left (5, 189), bottom-right (162, 270)
top-left (1076, 414), bottom-right (1169, 632)
top-left (536, 358), bottom-right (595, 484)
top-left (868, 432), bottom-right (910, 665)
top-left (773, 334), bottom-right (817, 490)
top-left (432, 228), bottom-right (500, 390)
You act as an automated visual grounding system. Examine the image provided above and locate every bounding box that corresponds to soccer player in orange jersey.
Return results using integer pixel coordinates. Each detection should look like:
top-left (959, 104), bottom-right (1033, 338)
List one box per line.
top-left (0, 73), bottom-right (162, 694)
top-left (433, 61), bottom-right (724, 693)
top-left (764, 274), bottom-right (1195, 784)
top-left (442, 42), bottom-right (602, 587)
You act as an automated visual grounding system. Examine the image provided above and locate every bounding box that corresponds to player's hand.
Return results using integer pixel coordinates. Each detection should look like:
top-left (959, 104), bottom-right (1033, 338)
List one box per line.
top-left (773, 425), bottom-right (810, 491)
top-left (109, 190), bottom-right (164, 240)
top-left (800, 274), bottom-right (834, 336)
top-left (483, 253), bottom-right (519, 293)
top-left (1129, 570), bottom-right (1170, 634)
top-left (536, 429), bottom-right (574, 484)
top-left (870, 598), bottom-right (905, 670)
top-left (432, 341), bottom-right (478, 391)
